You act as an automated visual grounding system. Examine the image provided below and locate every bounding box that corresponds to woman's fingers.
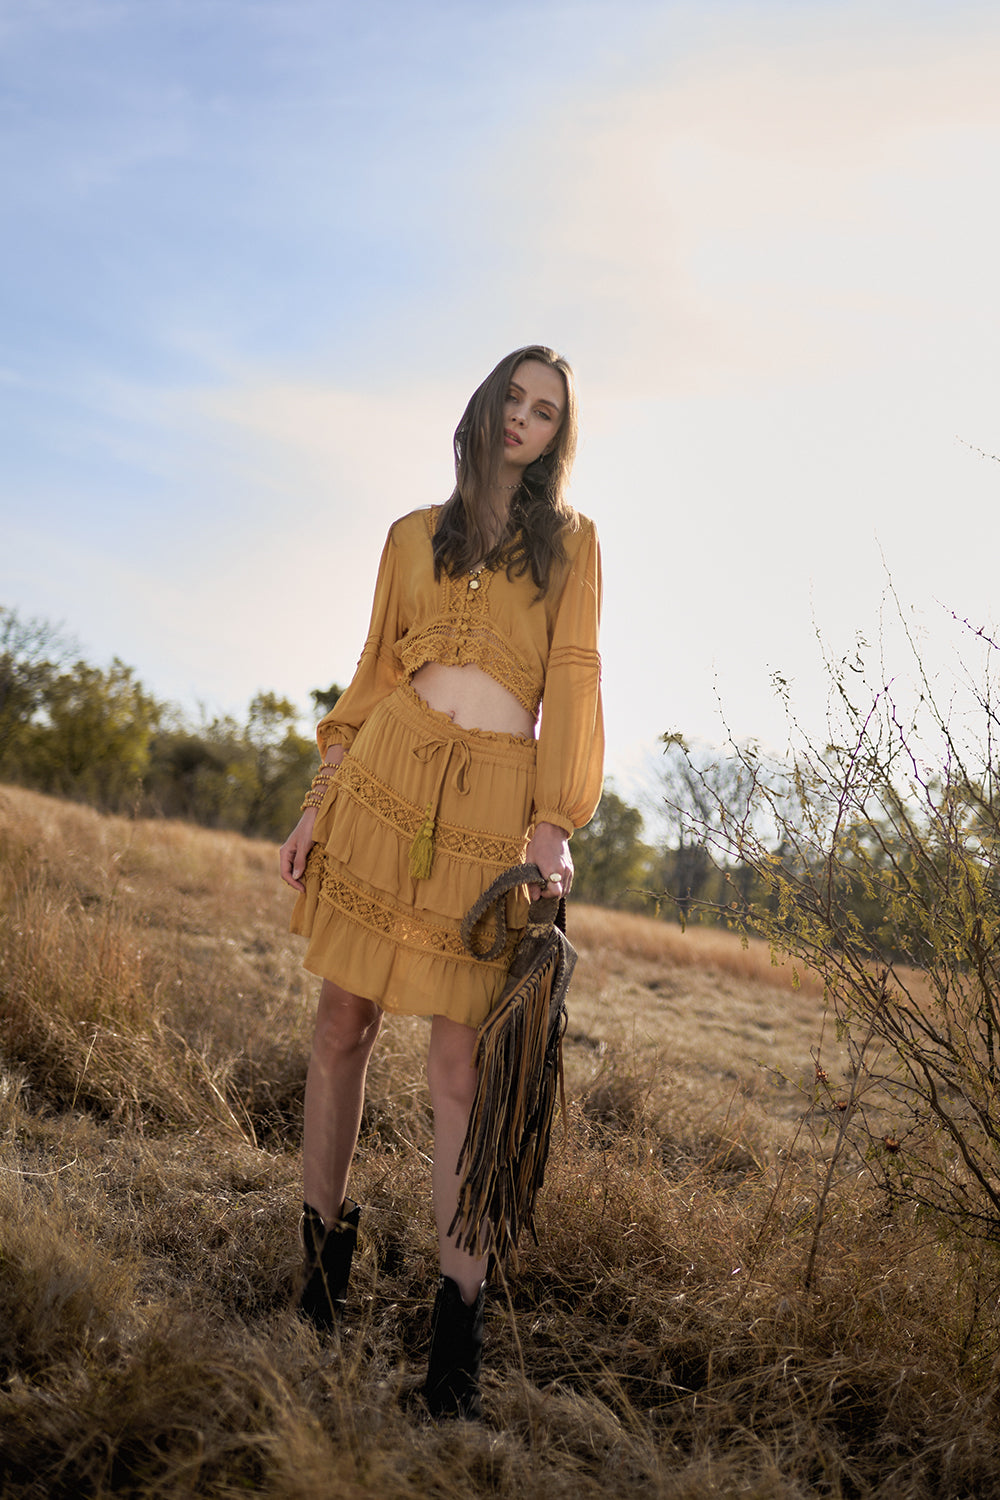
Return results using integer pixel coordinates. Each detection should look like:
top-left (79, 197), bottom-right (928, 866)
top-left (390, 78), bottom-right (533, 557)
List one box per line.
top-left (526, 863), bottom-right (572, 903)
top-left (279, 851), bottom-right (302, 892)
top-left (279, 830), bottom-right (312, 892)
top-left (279, 809), bottom-right (319, 892)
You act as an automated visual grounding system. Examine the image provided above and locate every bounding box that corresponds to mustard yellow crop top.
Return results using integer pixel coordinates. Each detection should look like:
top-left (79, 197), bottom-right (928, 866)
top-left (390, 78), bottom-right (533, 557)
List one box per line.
top-left (316, 506), bottom-right (604, 835)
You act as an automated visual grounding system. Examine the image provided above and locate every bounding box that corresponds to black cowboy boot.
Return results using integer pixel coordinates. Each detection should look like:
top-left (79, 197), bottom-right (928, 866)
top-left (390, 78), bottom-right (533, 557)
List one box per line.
top-left (423, 1274), bottom-right (485, 1420)
top-left (298, 1199), bottom-right (361, 1331)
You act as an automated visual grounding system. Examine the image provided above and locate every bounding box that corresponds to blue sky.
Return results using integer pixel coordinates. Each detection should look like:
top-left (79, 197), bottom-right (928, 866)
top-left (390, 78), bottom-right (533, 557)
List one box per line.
top-left (3, 0), bottom-right (1000, 805)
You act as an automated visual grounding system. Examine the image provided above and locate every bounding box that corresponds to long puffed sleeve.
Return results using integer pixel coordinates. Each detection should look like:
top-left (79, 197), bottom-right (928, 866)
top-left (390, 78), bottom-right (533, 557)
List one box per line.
top-left (532, 519), bottom-right (604, 834)
top-left (315, 525), bottom-right (406, 756)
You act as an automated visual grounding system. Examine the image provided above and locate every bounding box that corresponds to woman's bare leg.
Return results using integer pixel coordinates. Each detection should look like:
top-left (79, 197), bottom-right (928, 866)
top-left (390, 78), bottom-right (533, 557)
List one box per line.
top-left (427, 1014), bottom-right (489, 1304)
top-left (302, 978), bottom-right (383, 1223)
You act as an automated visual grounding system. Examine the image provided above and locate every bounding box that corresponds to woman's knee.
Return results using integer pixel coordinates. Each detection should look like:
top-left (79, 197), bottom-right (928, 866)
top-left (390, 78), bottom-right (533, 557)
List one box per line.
top-left (427, 1017), bottom-right (479, 1113)
top-left (311, 979), bottom-right (382, 1065)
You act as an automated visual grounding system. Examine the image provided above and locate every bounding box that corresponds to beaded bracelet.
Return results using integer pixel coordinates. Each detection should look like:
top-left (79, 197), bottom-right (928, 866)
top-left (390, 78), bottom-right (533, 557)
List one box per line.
top-left (300, 762), bottom-right (340, 813)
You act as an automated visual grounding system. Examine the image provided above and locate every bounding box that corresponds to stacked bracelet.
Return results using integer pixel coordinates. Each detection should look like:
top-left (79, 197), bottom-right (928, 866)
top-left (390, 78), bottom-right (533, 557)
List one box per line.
top-left (300, 762), bottom-right (340, 813)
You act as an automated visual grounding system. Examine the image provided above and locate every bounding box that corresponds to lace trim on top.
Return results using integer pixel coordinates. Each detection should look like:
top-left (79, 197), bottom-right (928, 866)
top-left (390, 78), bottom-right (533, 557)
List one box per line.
top-left (397, 565), bottom-right (540, 716)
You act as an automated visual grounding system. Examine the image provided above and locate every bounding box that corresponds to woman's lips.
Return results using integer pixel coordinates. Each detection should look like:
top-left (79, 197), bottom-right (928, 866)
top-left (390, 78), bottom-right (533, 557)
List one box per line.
top-left (504, 429), bottom-right (522, 445)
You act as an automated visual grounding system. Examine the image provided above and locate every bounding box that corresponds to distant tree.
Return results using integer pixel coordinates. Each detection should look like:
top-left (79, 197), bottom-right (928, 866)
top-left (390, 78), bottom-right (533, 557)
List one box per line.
top-left (237, 692), bottom-right (315, 839)
top-left (0, 606), bottom-right (74, 776)
top-left (147, 695), bottom-right (314, 839)
top-left (310, 683), bottom-right (345, 720)
top-left (145, 724), bottom-right (235, 827)
top-left (571, 784), bottom-right (652, 908)
top-left (32, 658), bottom-right (163, 810)
top-left (655, 733), bottom-right (786, 922)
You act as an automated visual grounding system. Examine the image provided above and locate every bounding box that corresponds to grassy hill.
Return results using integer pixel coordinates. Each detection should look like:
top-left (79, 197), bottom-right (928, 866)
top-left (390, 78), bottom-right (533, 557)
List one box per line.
top-left (1, 786), bottom-right (998, 1498)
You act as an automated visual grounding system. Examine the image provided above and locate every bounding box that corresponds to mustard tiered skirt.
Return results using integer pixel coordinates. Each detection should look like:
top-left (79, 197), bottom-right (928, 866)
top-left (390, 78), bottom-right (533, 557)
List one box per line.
top-left (290, 682), bottom-right (535, 1027)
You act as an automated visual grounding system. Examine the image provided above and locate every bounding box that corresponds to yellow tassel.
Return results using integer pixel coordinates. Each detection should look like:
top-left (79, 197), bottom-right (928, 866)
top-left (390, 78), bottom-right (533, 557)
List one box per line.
top-left (409, 804), bottom-right (436, 879)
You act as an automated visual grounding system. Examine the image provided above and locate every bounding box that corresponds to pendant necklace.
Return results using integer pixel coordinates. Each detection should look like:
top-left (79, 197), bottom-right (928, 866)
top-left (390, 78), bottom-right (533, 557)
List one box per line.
top-left (470, 483), bottom-right (518, 589)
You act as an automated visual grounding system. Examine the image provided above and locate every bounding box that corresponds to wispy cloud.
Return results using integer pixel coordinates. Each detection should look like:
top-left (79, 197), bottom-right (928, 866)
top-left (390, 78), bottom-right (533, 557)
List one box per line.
top-left (3, 0), bottom-right (999, 770)
top-left (464, 15), bottom-right (1000, 398)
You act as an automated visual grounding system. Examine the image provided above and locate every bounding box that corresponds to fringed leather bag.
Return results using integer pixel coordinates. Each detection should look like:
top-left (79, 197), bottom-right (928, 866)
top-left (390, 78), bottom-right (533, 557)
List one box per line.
top-left (449, 863), bottom-right (577, 1269)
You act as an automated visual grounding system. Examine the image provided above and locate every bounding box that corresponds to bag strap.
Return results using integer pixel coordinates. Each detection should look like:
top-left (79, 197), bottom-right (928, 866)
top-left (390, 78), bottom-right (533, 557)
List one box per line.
top-left (461, 863), bottom-right (568, 961)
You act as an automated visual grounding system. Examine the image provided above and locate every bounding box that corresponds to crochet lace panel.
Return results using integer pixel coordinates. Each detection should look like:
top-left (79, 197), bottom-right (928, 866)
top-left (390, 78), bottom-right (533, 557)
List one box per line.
top-left (397, 567), bottom-right (540, 716)
top-left (309, 853), bottom-right (518, 969)
top-left (336, 756), bottom-right (527, 867)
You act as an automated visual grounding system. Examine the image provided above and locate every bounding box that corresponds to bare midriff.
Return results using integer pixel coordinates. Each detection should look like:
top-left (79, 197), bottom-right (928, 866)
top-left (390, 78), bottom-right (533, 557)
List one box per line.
top-left (409, 662), bottom-right (536, 738)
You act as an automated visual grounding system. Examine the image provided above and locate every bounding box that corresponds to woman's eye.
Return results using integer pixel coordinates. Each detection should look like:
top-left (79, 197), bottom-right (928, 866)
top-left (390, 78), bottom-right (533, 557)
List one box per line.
top-left (535, 409), bottom-right (551, 421)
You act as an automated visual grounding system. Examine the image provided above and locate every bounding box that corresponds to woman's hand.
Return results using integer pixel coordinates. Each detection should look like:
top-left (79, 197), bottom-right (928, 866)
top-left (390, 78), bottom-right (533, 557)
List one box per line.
top-left (281, 748), bottom-right (344, 892)
top-left (279, 808), bottom-right (318, 893)
top-left (525, 821), bottom-right (573, 903)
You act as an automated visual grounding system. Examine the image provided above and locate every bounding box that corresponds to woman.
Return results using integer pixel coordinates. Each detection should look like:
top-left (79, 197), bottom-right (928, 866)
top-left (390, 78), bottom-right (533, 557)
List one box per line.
top-left (279, 345), bottom-right (603, 1419)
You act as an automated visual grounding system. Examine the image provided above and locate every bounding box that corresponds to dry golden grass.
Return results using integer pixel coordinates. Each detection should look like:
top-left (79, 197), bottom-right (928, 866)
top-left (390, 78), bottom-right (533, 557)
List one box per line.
top-left (2, 784), bottom-right (1000, 1499)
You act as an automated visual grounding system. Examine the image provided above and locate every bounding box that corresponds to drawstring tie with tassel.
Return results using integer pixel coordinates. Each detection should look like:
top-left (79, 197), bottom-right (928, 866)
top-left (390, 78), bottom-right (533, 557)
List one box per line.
top-left (408, 734), bottom-right (472, 879)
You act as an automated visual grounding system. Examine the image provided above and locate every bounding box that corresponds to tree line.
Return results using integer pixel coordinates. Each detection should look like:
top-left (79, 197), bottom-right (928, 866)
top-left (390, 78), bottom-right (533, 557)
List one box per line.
top-left (15, 601), bottom-right (960, 931)
top-left (16, 600), bottom-right (971, 938)
top-left (0, 605), bottom-right (341, 844)
top-left (0, 604), bottom-right (664, 904)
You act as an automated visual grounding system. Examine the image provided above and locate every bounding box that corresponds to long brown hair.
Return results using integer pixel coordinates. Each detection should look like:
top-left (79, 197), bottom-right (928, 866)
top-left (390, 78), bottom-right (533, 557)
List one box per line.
top-left (432, 346), bottom-right (579, 595)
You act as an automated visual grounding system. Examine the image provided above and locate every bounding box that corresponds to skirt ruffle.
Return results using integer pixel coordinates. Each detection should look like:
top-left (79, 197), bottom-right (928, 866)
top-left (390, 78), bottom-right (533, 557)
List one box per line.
top-left (290, 682), bottom-right (535, 1027)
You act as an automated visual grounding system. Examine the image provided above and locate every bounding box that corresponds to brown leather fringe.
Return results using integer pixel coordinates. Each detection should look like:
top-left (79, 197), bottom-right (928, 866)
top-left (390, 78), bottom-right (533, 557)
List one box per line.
top-left (450, 863), bottom-right (576, 1268)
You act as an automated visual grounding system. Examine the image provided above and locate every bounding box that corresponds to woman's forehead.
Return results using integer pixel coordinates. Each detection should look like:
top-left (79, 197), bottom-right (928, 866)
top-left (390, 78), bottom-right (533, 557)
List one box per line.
top-left (511, 360), bottom-right (565, 411)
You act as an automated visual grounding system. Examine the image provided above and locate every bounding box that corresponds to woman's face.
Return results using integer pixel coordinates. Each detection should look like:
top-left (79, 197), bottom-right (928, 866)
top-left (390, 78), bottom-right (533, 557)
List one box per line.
top-left (501, 359), bottom-right (565, 472)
